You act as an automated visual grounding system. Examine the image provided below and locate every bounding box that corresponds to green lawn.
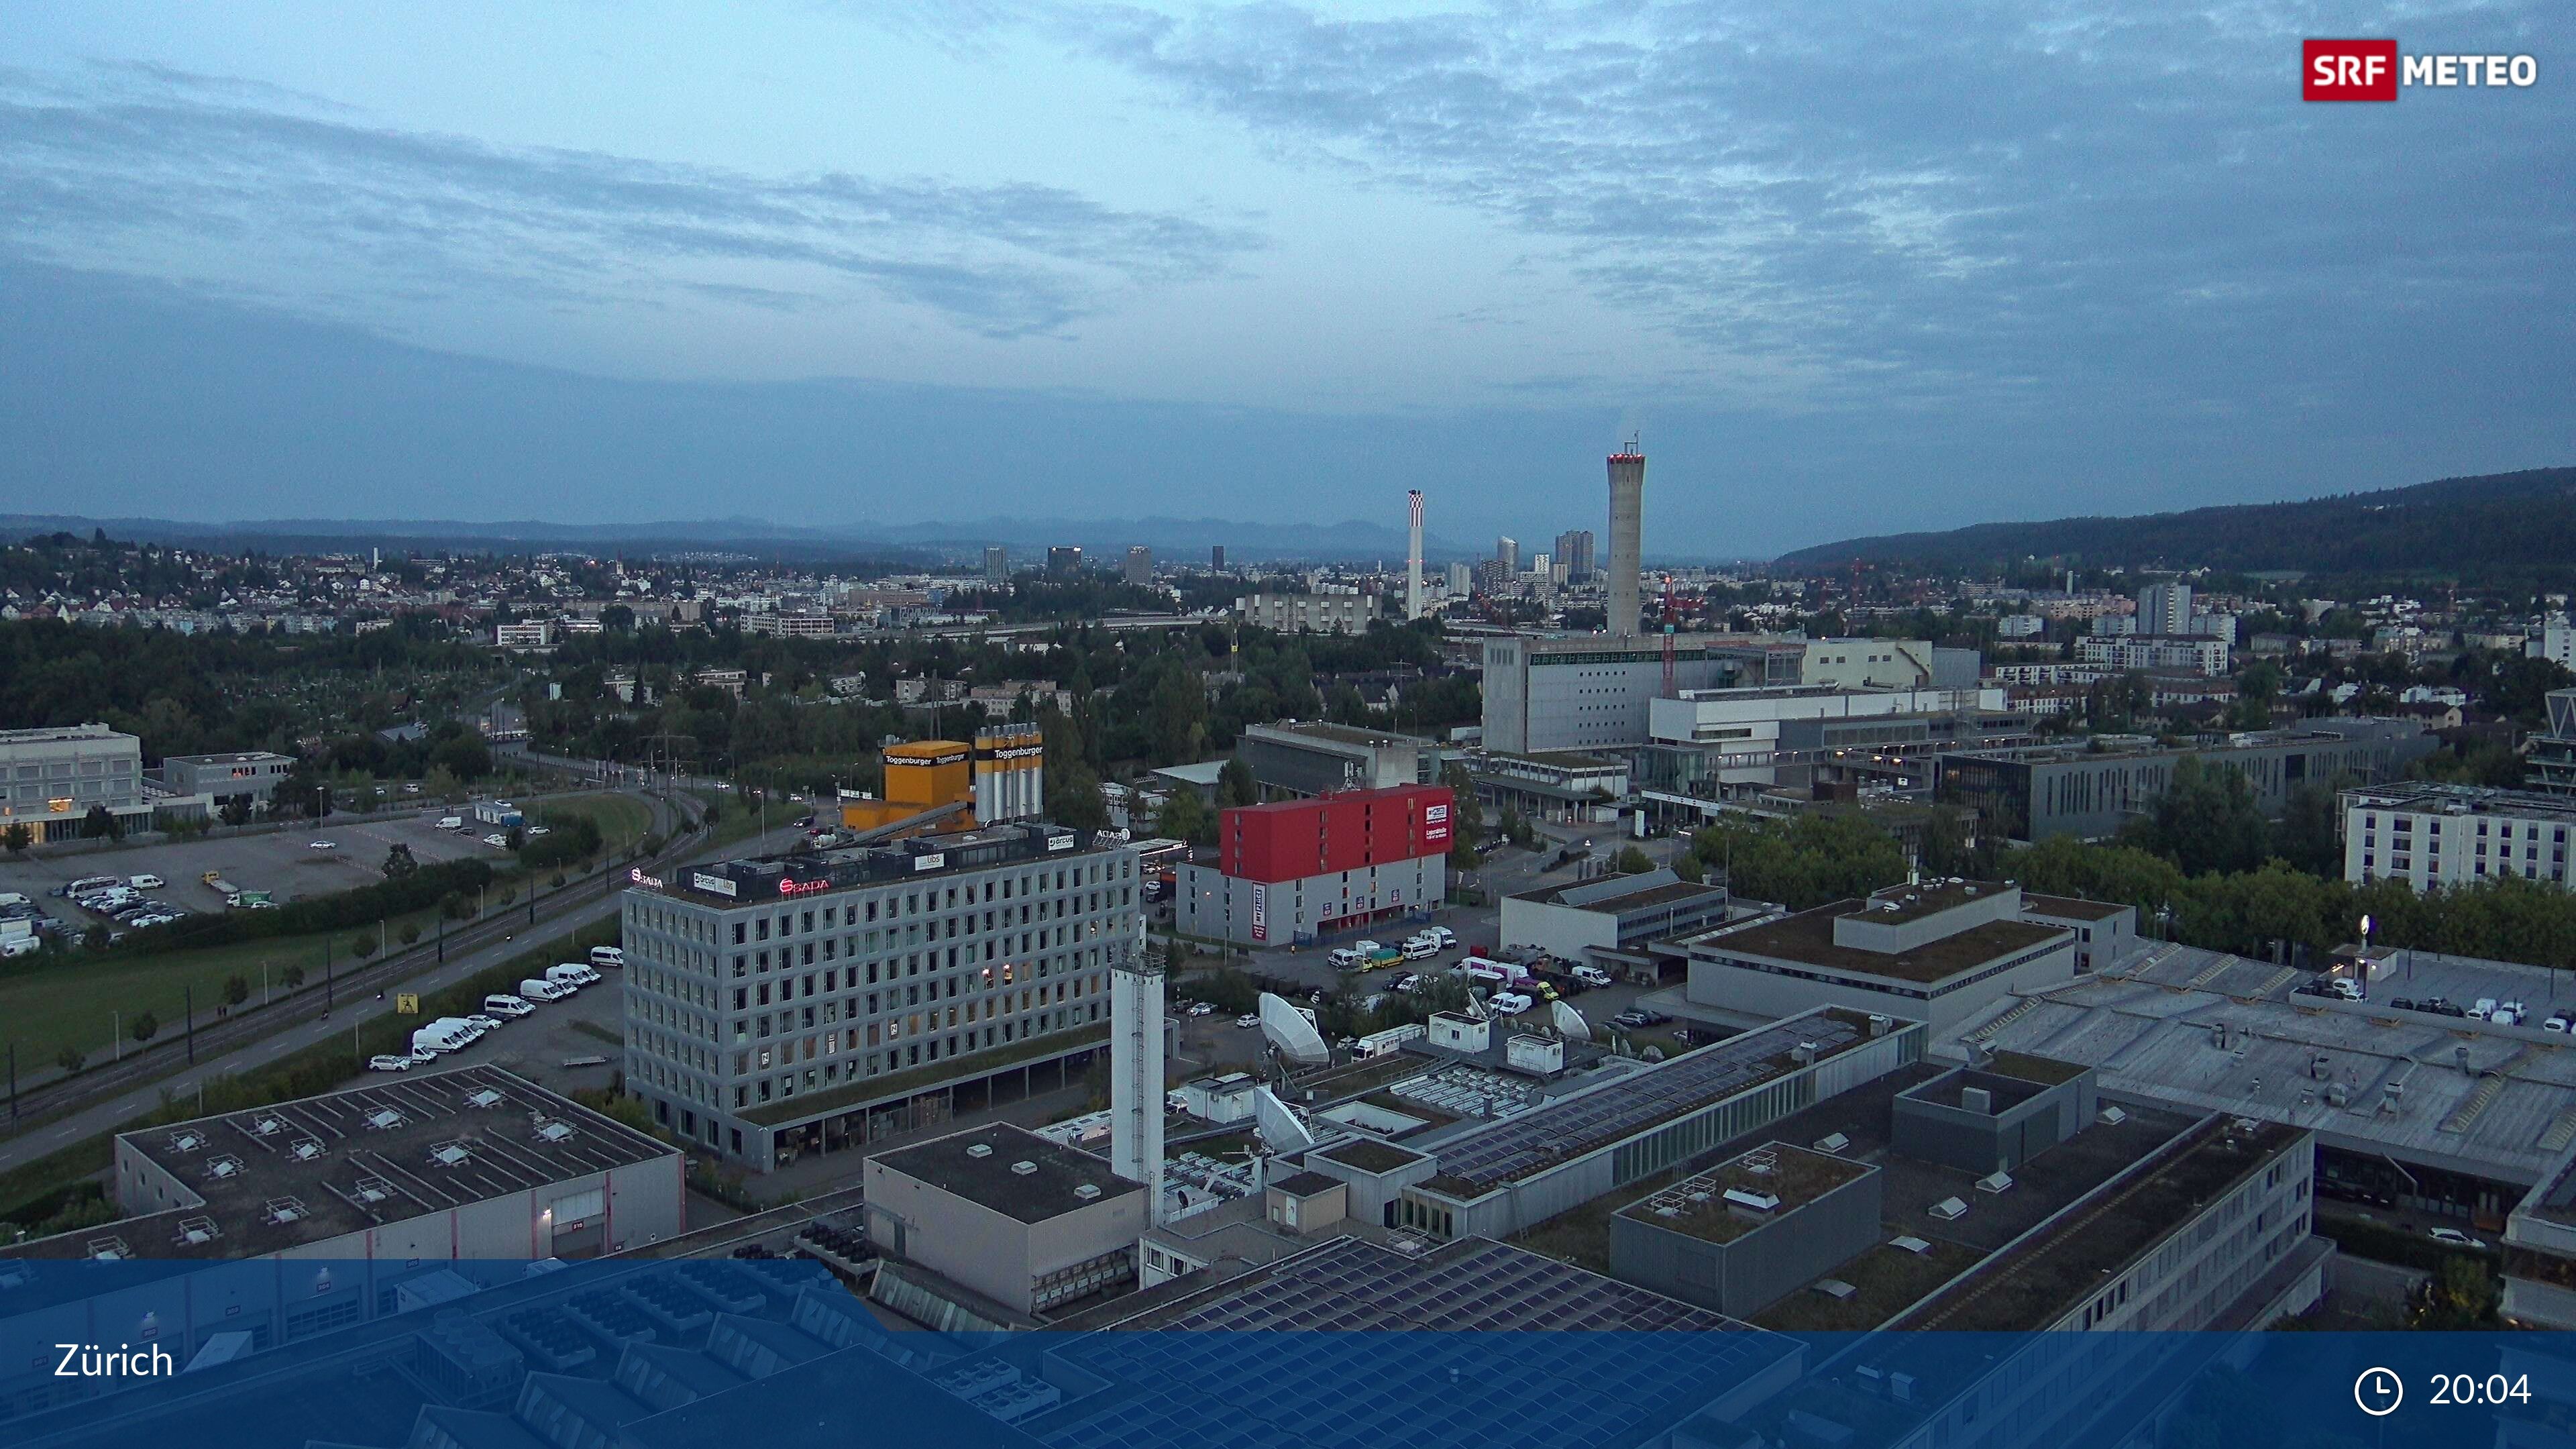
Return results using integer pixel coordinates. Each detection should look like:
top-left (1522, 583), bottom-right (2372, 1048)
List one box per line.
top-left (526, 792), bottom-right (655, 852)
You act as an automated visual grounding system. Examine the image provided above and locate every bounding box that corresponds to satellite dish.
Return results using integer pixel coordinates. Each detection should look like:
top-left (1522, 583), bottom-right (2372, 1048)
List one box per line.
top-left (1253, 1085), bottom-right (1318, 1154)
top-left (1258, 992), bottom-right (1329, 1066)
top-left (1552, 999), bottom-right (1593, 1042)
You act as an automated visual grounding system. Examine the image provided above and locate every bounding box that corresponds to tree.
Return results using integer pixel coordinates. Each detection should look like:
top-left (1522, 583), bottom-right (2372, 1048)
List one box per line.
top-left (217, 797), bottom-right (254, 828)
top-left (1156, 788), bottom-right (1214, 847)
top-left (431, 733), bottom-right (492, 781)
top-left (505, 825), bottom-right (527, 852)
top-left (82, 922), bottom-right (111, 952)
top-left (1, 821), bottom-right (28, 856)
top-left (400, 922), bottom-right (421, 946)
top-left (1612, 845), bottom-right (1654, 874)
top-left (1218, 757), bottom-right (1258, 809)
top-left (1050, 765), bottom-right (1110, 831)
top-left (130, 1012), bottom-right (158, 1043)
top-left (281, 963), bottom-right (307, 988)
top-left (351, 934), bottom-right (377, 959)
top-left (381, 842), bottom-right (419, 879)
top-left (2121, 757), bottom-right (2271, 877)
top-left (79, 804), bottom-right (121, 841)
top-left (223, 973), bottom-right (250, 1006)
top-left (56, 1047), bottom-right (83, 1075)
top-left (2274, 782), bottom-right (2343, 877)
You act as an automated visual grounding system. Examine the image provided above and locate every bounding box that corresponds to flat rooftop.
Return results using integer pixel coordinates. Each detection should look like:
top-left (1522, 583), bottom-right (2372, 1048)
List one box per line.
top-left (1965, 943), bottom-right (2576, 1185)
top-left (1894, 1117), bottom-right (2306, 1332)
top-left (1511, 876), bottom-right (1728, 911)
top-left (2347, 783), bottom-right (2576, 824)
top-left (1615, 1142), bottom-right (1873, 1244)
top-left (2021, 893), bottom-right (2131, 921)
top-left (1413, 1009), bottom-right (1881, 1197)
top-left (2, 1065), bottom-right (675, 1261)
top-left (1318, 1138), bottom-right (1426, 1173)
top-left (1700, 905), bottom-right (2065, 984)
top-left (1246, 720), bottom-right (1428, 749)
top-left (869, 1123), bottom-right (1142, 1226)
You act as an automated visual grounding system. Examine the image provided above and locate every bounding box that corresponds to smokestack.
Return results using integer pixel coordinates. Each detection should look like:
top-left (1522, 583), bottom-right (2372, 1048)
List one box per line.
top-left (1406, 490), bottom-right (1425, 621)
top-left (1111, 941), bottom-right (1167, 1224)
top-left (1608, 441), bottom-right (1646, 636)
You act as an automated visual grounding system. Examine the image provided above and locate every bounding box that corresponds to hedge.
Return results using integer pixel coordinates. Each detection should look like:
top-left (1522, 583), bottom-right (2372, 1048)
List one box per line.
top-left (132, 858), bottom-right (497, 953)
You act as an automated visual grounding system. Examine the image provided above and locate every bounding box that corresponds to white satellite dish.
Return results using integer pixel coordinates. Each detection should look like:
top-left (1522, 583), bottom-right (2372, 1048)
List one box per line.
top-left (1258, 992), bottom-right (1329, 1066)
top-left (1552, 999), bottom-right (1592, 1042)
top-left (1253, 1085), bottom-right (1318, 1154)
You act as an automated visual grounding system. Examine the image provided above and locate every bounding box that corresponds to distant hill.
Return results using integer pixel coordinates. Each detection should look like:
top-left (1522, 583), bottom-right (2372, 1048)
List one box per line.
top-left (0, 513), bottom-right (1468, 566)
top-left (1775, 466), bottom-right (2576, 577)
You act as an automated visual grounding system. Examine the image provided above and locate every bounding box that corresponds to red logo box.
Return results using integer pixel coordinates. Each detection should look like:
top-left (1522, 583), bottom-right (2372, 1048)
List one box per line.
top-left (2305, 39), bottom-right (2400, 100)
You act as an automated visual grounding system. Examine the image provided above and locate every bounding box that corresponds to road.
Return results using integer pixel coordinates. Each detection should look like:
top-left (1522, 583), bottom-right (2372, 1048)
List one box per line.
top-left (0, 798), bottom-right (799, 1177)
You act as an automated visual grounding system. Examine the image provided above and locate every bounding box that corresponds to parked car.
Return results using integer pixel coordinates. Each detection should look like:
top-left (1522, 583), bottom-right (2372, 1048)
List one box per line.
top-left (127, 874), bottom-right (164, 889)
top-left (482, 833), bottom-right (509, 848)
top-left (2472, 998), bottom-right (2500, 1020)
top-left (464, 1014), bottom-right (504, 1034)
top-left (1234, 1013), bottom-right (1260, 1029)
top-left (1326, 947), bottom-right (1363, 970)
top-left (2428, 1228), bottom-right (2489, 1250)
top-left (1393, 973), bottom-right (1421, 994)
top-left (307, 839), bottom-right (337, 851)
top-left (368, 1055), bottom-right (413, 1073)
top-left (2549, 1014), bottom-right (2574, 1034)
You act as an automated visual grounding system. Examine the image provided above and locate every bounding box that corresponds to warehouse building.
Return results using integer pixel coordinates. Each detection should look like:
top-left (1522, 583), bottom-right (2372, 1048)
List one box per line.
top-left (1499, 867), bottom-right (1732, 961)
top-left (1481, 633), bottom-right (1803, 755)
top-left (1390, 1007), bottom-right (1925, 1241)
top-left (1938, 720), bottom-right (2435, 843)
top-left (863, 1123), bottom-right (1147, 1323)
top-left (1233, 720), bottom-right (1430, 798)
top-left (619, 820), bottom-right (1141, 1171)
top-left (1679, 880), bottom-right (2078, 1038)
top-left (0, 722), bottom-right (148, 843)
top-left (1173, 784), bottom-right (1451, 945)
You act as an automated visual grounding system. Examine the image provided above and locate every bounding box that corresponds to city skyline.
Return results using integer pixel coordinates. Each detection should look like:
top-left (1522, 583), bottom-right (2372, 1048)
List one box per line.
top-left (5, 3), bottom-right (2569, 554)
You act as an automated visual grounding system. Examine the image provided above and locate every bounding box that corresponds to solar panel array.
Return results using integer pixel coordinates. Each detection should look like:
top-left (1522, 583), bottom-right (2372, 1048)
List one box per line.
top-left (1044, 1238), bottom-right (1797, 1449)
top-left (1430, 1017), bottom-right (1864, 1190)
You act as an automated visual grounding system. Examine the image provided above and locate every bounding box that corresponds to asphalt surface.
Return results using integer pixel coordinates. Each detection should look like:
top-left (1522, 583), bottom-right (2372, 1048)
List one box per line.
top-left (0, 788), bottom-right (795, 1175)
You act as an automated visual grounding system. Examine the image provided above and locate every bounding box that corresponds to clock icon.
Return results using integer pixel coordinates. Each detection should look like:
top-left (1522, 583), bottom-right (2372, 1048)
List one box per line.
top-left (2356, 1366), bottom-right (2404, 1417)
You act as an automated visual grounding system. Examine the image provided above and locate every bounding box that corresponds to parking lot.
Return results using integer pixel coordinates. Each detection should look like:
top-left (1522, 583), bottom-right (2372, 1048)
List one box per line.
top-left (351, 952), bottom-right (627, 1097)
top-left (0, 809), bottom-right (505, 933)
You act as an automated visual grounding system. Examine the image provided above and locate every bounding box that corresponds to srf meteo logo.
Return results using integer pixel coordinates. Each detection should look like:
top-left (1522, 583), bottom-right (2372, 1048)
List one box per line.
top-left (2305, 40), bottom-right (2538, 100)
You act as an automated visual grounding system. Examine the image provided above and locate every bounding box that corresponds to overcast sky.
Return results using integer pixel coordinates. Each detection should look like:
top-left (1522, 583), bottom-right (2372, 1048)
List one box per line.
top-left (3, 2), bottom-right (2569, 558)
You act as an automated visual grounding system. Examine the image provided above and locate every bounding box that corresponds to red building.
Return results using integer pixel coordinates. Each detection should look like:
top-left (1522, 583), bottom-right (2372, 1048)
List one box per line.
top-left (1181, 785), bottom-right (1454, 943)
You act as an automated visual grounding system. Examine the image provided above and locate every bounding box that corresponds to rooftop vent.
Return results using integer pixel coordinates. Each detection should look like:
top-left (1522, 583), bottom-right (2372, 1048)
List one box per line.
top-left (87, 1236), bottom-right (131, 1262)
top-left (1929, 1196), bottom-right (1970, 1222)
top-left (967, 1143), bottom-right (994, 1159)
top-left (1073, 1183), bottom-right (1102, 1200)
top-left (535, 1120), bottom-right (575, 1143)
top-left (206, 1155), bottom-right (244, 1179)
top-left (249, 1116), bottom-right (283, 1137)
top-left (1890, 1235), bottom-right (1931, 1255)
top-left (366, 1108), bottom-right (405, 1131)
top-left (2098, 1104), bottom-right (2128, 1126)
top-left (168, 1130), bottom-right (205, 1154)
top-left (429, 1142), bottom-right (472, 1168)
top-left (1815, 1132), bottom-right (1852, 1154)
top-left (1961, 1086), bottom-right (1993, 1115)
top-left (289, 1138), bottom-right (325, 1162)
top-left (1742, 1148), bottom-right (1778, 1175)
top-left (173, 1216), bottom-right (220, 1246)
top-left (1723, 1187), bottom-right (1782, 1214)
top-left (1868, 1015), bottom-right (1890, 1036)
top-left (263, 1197), bottom-right (306, 1226)
top-left (1813, 1279), bottom-right (1857, 1300)
top-left (352, 1177), bottom-right (394, 1206)
top-left (1976, 1170), bottom-right (2014, 1195)
top-left (1010, 1160), bottom-right (1038, 1176)
top-left (465, 1087), bottom-right (505, 1110)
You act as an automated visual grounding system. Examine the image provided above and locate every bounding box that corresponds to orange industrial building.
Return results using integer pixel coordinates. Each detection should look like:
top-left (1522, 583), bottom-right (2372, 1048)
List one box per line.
top-left (839, 724), bottom-right (1044, 835)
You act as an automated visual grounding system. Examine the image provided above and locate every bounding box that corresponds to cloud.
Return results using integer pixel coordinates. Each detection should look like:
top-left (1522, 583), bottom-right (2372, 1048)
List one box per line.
top-left (991, 0), bottom-right (2573, 411)
top-left (0, 63), bottom-right (1266, 340)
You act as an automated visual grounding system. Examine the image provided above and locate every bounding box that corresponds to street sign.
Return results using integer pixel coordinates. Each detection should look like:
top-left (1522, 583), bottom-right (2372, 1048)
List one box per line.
top-left (396, 994), bottom-right (421, 1015)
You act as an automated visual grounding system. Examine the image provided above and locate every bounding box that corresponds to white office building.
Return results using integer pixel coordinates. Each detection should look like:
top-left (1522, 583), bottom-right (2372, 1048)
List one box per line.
top-left (0, 722), bottom-right (148, 843)
top-left (2342, 783), bottom-right (2576, 890)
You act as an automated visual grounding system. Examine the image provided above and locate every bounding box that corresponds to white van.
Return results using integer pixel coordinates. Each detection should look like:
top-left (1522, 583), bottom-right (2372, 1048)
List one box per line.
top-left (590, 945), bottom-right (625, 970)
top-left (1489, 991), bottom-right (1534, 1015)
top-left (1327, 947), bottom-right (1364, 971)
top-left (1570, 965), bottom-right (1615, 988)
top-left (411, 1020), bottom-right (472, 1055)
top-left (545, 963), bottom-right (595, 991)
top-left (482, 994), bottom-right (535, 1018)
top-left (436, 816), bottom-right (464, 830)
top-left (0, 892), bottom-right (29, 909)
top-left (519, 977), bottom-right (568, 1003)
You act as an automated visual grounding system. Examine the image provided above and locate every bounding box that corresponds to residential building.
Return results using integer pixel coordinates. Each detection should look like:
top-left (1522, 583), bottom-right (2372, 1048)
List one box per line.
top-left (1996, 613), bottom-right (2045, 638)
top-left (1233, 590), bottom-right (1377, 635)
top-left (2341, 782), bottom-right (2576, 889)
top-left (2075, 633), bottom-right (2229, 676)
top-left (1122, 545), bottom-right (1152, 586)
top-left (493, 621), bottom-right (551, 651)
top-left (1046, 546), bottom-right (1083, 575)
top-left (617, 820), bottom-right (1142, 1171)
top-left (982, 544), bottom-right (1008, 585)
top-left (1554, 529), bottom-right (1596, 582)
top-left (0, 722), bottom-right (148, 842)
top-left (1173, 784), bottom-right (1452, 945)
top-left (1495, 535), bottom-right (1519, 574)
top-left (2139, 580), bottom-right (2194, 635)
top-left (2530, 622), bottom-right (2576, 669)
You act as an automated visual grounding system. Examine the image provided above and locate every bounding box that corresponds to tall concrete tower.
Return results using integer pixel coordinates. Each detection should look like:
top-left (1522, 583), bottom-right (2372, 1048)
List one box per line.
top-left (1607, 441), bottom-right (1646, 635)
top-left (1405, 490), bottom-right (1426, 620)
top-left (1110, 941), bottom-right (1166, 1223)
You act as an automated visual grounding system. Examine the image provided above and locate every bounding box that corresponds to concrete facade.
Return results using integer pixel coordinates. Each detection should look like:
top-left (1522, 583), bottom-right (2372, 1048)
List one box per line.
top-left (0, 722), bottom-right (147, 843)
top-left (1609, 1143), bottom-right (1884, 1318)
top-left (863, 1124), bottom-right (1147, 1317)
